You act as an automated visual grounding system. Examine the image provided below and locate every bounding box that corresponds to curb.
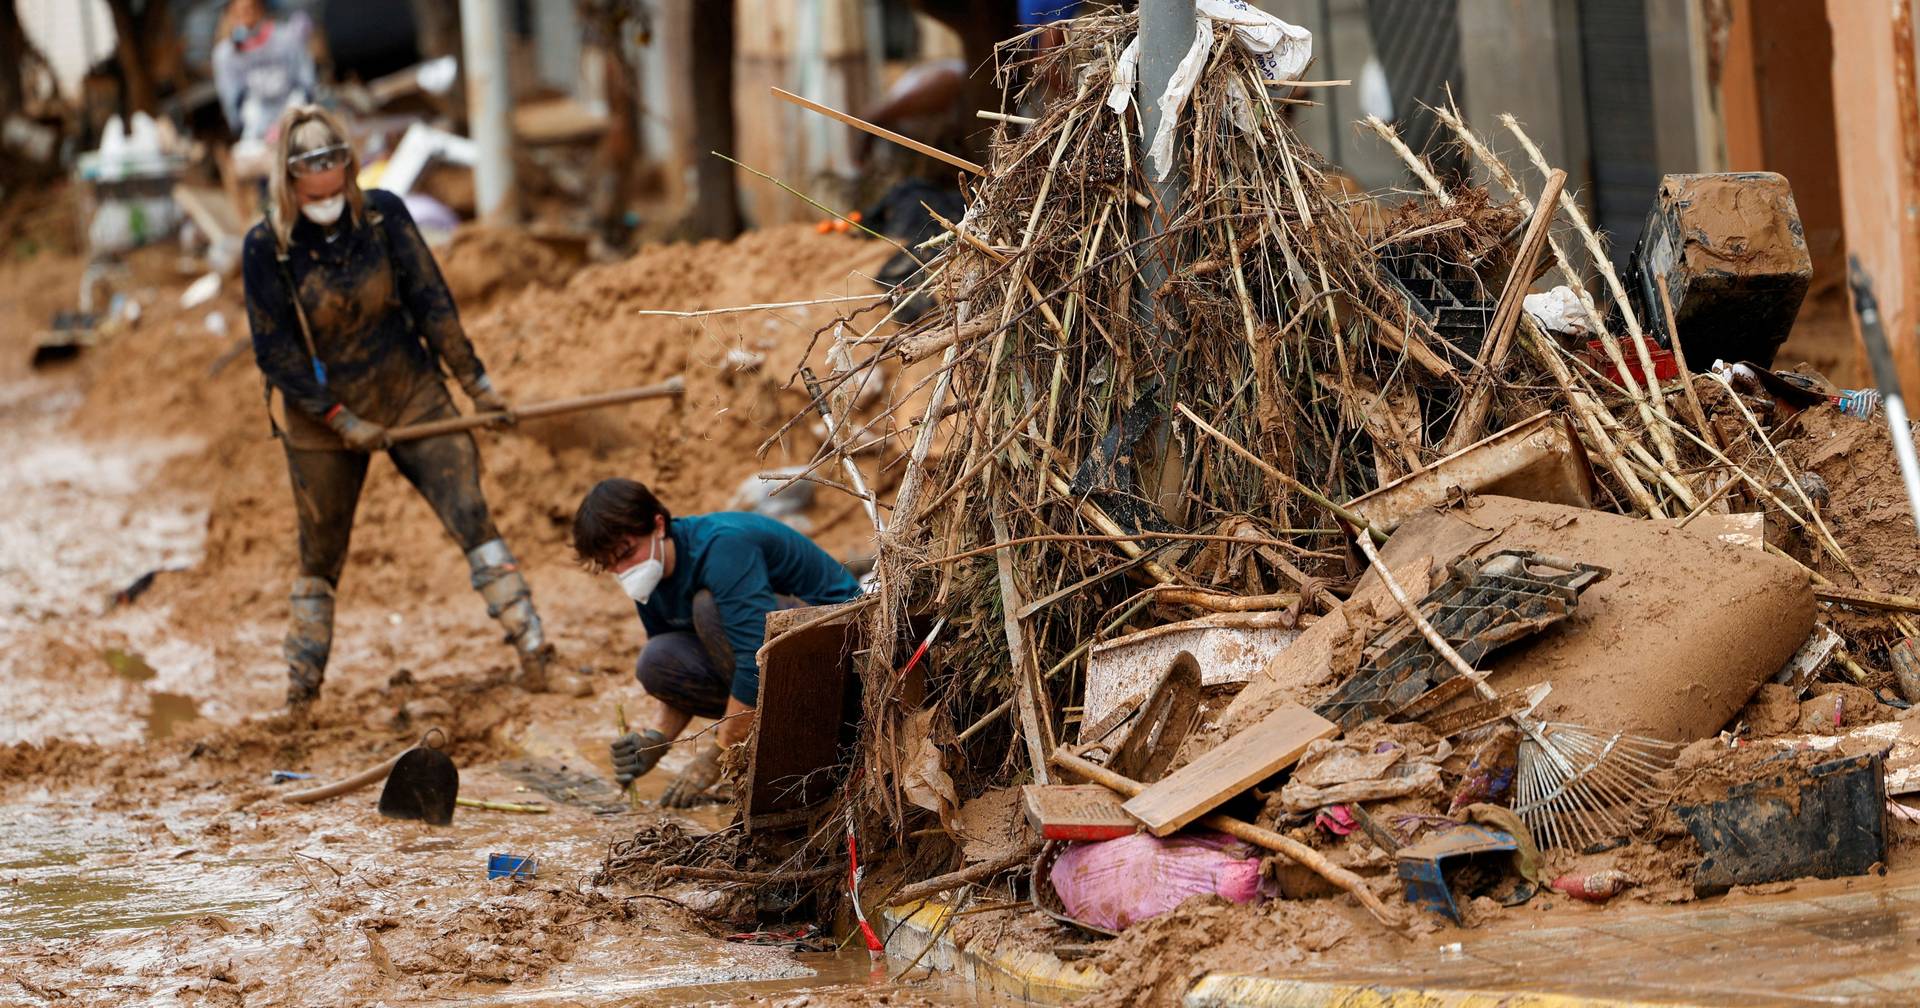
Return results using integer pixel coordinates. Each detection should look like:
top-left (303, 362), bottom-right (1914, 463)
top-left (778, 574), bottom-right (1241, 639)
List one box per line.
top-left (883, 902), bottom-right (1700, 1008)
top-left (1184, 974), bottom-right (1691, 1008)
top-left (880, 901), bottom-right (1103, 1005)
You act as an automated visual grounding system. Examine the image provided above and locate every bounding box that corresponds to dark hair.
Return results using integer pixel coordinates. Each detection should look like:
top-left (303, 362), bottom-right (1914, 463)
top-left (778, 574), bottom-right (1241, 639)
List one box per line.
top-left (572, 478), bottom-right (671, 570)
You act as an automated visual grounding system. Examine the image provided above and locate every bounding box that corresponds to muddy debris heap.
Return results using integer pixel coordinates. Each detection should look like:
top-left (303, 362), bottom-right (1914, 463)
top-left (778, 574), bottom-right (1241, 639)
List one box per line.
top-left (597, 4), bottom-right (1920, 991)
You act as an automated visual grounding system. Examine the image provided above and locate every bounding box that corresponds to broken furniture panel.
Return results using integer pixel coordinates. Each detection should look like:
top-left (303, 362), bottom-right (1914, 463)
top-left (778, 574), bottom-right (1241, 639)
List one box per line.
top-left (1679, 751), bottom-right (1887, 897)
top-left (1347, 412), bottom-right (1598, 534)
top-left (1632, 172), bottom-right (1812, 369)
top-left (743, 602), bottom-right (860, 831)
top-left (1082, 615), bottom-right (1301, 731)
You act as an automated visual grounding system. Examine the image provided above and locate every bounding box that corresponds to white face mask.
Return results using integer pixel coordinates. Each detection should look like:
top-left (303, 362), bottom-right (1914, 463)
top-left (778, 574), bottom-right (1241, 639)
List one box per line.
top-left (614, 533), bottom-right (664, 603)
top-left (301, 195), bottom-right (345, 226)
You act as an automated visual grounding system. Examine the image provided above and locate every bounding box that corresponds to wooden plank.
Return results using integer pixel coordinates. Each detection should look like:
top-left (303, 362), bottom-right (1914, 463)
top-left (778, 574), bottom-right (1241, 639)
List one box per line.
top-left (1121, 702), bottom-right (1337, 837)
top-left (1023, 784), bottom-right (1137, 842)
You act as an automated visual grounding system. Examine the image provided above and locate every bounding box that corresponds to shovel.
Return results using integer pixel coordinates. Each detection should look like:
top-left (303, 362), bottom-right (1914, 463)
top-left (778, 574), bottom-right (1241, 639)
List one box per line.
top-left (378, 728), bottom-right (460, 826)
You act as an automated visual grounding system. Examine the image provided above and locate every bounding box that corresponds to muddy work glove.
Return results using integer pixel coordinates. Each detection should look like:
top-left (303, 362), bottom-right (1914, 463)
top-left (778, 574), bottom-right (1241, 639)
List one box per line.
top-left (468, 380), bottom-right (515, 427)
top-left (327, 407), bottom-right (390, 451)
top-left (610, 728), bottom-right (669, 786)
top-left (660, 737), bottom-right (723, 808)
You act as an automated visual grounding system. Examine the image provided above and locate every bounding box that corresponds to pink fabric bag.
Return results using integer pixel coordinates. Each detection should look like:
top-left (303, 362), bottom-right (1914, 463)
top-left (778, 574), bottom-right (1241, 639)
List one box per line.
top-left (1049, 830), bottom-right (1268, 931)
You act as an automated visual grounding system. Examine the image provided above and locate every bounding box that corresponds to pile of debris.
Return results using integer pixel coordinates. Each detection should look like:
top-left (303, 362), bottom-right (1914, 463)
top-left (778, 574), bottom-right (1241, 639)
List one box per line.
top-left (606, 5), bottom-right (1920, 962)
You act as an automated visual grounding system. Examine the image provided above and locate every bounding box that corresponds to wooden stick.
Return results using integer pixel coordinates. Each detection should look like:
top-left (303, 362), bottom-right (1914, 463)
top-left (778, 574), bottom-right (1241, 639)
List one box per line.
top-left (976, 110), bottom-right (1037, 125)
top-left (1149, 587), bottom-right (1299, 612)
top-left (456, 798), bottom-right (549, 814)
top-left (387, 378), bottom-right (685, 443)
top-left (1815, 585), bottom-right (1920, 615)
top-left (1440, 169), bottom-right (1566, 452)
top-left (1049, 750), bottom-right (1405, 930)
top-left (652, 864), bottom-right (840, 885)
top-left (614, 703), bottom-right (642, 811)
top-left (1364, 114), bottom-right (1451, 205)
top-left (773, 87), bottom-right (985, 176)
top-left (634, 294), bottom-right (883, 318)
top-left (891, 848), bottom-right (1036, 905)
top-left (1655, 274), bottom-right (1720, 451)
top-left (918, 530), bottom-right (1337, 568)
top-left (1262, 78), bottom-right (1353, 88)
top-left (1174, 402), bottom-right (1388, 543)
top-left (991, 502), bottom-right (1055, 783)
top-left (1502, 115), bottom-right (1682, 470)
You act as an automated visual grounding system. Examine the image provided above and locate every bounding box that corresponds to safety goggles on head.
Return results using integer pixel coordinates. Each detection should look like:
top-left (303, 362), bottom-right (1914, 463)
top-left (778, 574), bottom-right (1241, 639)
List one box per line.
top-left (287, 142), bottom-right (350, 177)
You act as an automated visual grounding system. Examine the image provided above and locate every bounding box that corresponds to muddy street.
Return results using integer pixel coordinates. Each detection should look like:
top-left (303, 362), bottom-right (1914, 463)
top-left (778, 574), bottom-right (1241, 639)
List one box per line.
top-left (0, 221), bottom-right (986, 1006)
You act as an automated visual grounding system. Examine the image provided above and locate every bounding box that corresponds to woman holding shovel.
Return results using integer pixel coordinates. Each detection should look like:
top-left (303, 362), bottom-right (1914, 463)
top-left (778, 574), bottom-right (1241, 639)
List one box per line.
top-left (242, 104), bottom-right (554, 709)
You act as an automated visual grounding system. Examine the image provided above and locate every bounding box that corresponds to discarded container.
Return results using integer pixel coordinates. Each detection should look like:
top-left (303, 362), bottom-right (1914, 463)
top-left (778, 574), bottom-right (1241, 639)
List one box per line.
top-left (1631, 172), bottom-right (1812, 369)
top-left (1550, 870), bottom-right (1631, 903)
top-left (1678, 751), bottom-right (1887, 897)
top-left (487, 853), bottom-right (537, 880)
top-left (1835, 388), bottom-right (1883, 421)
top-left (1397, 824), bottom-right (1530, 923)
top-left (1584, 338), bottom-right (1677, 386)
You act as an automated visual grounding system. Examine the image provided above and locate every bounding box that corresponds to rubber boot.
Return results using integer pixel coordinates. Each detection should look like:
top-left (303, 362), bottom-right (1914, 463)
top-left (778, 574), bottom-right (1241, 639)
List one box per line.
top-left (467, 539), bottom-right (554, 691)
top-left (284, 576), bottom-right (335, 709)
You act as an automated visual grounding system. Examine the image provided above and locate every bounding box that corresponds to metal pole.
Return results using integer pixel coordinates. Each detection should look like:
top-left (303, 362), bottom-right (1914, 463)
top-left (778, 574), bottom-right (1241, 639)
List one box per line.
top-left (1138, 0), bottom-right (1195, 214)
top-left (1135, 0), bottom-right (1196, 519)
top-left (460, 0), bottom-right (516, 219)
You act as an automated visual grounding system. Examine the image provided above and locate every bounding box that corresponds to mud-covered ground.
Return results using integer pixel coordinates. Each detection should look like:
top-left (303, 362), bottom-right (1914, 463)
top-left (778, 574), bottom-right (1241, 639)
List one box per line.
top-left (0, 205), bottom-right (992, 1007)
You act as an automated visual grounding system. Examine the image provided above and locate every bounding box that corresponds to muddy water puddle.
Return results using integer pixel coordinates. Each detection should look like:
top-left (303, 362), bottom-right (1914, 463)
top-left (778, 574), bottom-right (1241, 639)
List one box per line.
top-left (0, 800), bottom-right (283, 941)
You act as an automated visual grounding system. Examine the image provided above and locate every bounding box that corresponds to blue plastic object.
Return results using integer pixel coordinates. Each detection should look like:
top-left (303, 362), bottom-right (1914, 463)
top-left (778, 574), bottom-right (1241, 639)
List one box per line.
top-left (1396, 824), bottom-right (1520, 923)
top-left (488, 853), bottom-right (537, 880)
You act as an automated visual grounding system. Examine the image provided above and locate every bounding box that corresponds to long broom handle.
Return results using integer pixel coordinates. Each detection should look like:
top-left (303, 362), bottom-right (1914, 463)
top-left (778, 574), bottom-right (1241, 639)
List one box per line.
top-left (386, 376), bottom-right (686, 444)
top-left (1849, 259), bottom-right (1920, 538)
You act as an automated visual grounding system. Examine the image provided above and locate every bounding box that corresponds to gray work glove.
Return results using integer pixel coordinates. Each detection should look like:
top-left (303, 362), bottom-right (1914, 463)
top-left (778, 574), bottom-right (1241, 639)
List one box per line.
top-left (327, 408), bottom-right (390, 451)
top-left (660, 738), bottom-right (723, 808)
top-left (610, 728), bottom-right (669, 786)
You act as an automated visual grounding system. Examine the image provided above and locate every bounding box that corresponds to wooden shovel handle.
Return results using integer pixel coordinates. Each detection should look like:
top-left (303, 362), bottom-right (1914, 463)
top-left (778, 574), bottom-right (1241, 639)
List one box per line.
top-left (386, 377), bottom-right (686, 444)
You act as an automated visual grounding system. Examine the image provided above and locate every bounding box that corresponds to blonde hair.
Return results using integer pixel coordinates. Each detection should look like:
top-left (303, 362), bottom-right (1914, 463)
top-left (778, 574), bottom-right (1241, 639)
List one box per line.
top-left (266, 104), bottom-right (366, 252)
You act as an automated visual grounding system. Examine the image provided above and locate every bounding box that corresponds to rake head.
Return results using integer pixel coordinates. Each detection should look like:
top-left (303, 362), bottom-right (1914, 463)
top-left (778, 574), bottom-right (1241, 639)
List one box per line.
top-left (1512, 720), bottom-right (1682, 851)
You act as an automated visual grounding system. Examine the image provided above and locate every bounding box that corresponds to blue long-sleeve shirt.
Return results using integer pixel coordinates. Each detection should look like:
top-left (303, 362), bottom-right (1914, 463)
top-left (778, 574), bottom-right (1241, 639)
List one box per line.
top-left (637, 512), bottom-right (863, 705)
top-left (243, 189), bottom-right (488, 432)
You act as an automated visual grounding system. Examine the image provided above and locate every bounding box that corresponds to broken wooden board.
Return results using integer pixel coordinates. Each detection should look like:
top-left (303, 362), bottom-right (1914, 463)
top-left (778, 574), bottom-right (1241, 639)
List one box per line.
top-left (1121, 702), bottom-right (1337, 837)
top-left (744, 601), bottom-right (860, 830)
top-left (1023, 784), bottom-right (1138, 842)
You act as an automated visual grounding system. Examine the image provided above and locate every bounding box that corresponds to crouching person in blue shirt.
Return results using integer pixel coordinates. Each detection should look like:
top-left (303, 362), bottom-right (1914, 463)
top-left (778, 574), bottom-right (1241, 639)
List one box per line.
top-left (572, 478), bottom-right (863, 807)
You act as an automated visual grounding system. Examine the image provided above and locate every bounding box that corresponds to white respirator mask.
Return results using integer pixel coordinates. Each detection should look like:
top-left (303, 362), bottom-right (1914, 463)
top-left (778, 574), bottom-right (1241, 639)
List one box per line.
top-left (614, 533), bottom-right (665, 603)
top-left (301, 195), bottom-right (346, 226)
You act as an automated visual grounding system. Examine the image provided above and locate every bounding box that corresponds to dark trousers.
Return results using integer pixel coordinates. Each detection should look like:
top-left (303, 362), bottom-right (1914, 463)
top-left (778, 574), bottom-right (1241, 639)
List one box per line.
top-left (636, 591), bottom-right (799, 718)
top-left (284, 428), bottom-right (499, 583)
